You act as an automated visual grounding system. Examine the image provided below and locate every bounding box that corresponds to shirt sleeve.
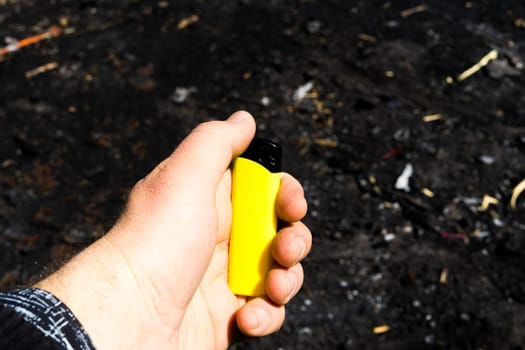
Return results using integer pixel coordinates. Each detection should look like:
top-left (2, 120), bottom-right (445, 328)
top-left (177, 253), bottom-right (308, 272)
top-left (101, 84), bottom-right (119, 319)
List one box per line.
top-left (0, 288), bottom-right (96, 350)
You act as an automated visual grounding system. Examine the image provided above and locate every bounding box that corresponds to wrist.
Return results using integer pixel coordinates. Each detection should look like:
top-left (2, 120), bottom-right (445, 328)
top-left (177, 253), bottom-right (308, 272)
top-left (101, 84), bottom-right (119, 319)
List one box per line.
top-left (35, 236), bottom-right (153, 349)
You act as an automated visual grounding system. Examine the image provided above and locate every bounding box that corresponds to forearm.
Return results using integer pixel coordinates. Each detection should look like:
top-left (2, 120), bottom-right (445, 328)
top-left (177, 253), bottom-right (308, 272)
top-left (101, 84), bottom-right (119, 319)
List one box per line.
top-left (35, 236), bottom-right (148, 349)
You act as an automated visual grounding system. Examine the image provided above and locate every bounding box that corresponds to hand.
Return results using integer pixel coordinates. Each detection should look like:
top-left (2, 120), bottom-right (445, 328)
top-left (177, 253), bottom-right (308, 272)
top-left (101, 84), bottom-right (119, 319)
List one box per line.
top-left (36, 111), bottom-right (312, 349)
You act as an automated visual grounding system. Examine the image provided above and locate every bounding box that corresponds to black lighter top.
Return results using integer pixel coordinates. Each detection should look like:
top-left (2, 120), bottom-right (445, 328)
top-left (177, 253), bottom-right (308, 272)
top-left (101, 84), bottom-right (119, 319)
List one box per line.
top-left (240, 137), bottom-right (282, 173)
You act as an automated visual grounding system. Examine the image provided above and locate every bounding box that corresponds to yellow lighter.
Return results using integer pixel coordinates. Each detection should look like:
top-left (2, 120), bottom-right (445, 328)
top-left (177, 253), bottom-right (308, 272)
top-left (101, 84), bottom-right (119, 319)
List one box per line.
top-left (228, 137), bottom-right (282, 297)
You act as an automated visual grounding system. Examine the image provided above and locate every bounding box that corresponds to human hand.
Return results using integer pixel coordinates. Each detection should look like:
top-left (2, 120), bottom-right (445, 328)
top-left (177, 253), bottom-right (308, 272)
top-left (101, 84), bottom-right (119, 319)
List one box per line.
top-left (36, 111), bottom-right (311, 349)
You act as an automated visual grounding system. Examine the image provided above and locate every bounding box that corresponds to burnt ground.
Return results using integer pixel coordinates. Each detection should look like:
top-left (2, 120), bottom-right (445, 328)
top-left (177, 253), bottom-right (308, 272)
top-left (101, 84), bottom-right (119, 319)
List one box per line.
top-left (1, 0), bottom-right (525, 349)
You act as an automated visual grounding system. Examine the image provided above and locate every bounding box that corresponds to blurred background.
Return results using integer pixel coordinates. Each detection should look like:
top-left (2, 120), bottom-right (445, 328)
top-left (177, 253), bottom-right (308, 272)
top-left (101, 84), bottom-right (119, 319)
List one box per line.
top-left (1, 1), bottom-right (525, 348)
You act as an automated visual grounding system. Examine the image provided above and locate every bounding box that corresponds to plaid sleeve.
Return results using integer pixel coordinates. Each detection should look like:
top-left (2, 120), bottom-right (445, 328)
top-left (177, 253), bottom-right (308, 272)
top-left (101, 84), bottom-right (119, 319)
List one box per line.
top-left (0, 288), bottom-right (96, 350)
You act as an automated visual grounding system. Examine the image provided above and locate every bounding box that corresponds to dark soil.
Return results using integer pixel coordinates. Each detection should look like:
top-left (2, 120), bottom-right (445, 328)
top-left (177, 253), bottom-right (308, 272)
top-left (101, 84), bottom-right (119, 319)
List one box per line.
top-left (1, 1), bottom-right (525, 349)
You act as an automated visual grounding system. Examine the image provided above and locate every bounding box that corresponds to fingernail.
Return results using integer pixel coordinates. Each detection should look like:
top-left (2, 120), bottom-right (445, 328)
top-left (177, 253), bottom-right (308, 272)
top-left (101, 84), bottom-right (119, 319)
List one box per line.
top-left (246, 307), bottom-right (259, 330)
top-left (246, 307), bottom-right (269, 331)
top-left (228, 111), bottom-right (248, 123)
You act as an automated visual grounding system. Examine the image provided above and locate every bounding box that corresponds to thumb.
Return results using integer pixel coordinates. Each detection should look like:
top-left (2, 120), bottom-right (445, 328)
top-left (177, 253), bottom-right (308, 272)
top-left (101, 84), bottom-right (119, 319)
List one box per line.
top-left (137, 111), bottom-right (256, 209)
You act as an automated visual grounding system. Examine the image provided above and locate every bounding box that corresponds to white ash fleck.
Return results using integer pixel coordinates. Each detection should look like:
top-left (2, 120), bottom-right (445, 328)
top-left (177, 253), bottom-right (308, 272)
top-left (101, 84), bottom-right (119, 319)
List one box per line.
top-left (298, 327), bottom-right (312, 336)
top-left (260, 96), bottom-right (270, 106)
top-left (393, 127), bottom-right (410, 142)
top-left (171, 87), bottom-right (197, 103)
top-left (423, 285), bottom-right (437, 295)
top-left (412, 299), bottom-right (421, 308)
top-left (401, 224), bottom-right (413, 234)
top-left (460, 196), bottom-right (480, 206)
top-left (292, 81), bottom-right (313, 102)
top-left (339, 280), bottom-right (349, 288)
top-left (304, 298), bottom-right (312, 306)
top-left (368, 295), bottom-right (386, 311)
top-left (479, 154), bottom-right (496, 165)
top-left (347, 289), bottom-right (360, 300)
top-left (395, 163), bottom-right (413, 192)
top-left (384, 233), bottom-right (396, 242)
top-left (384, 20), bottom-right (400, 28)
top-left (371, 273), bottom-right (383, 282)
top-left (306, 20), bottom-right (322, 34)
top-left (475, 231), bottom-right (490, 239)
top-left (493, 218), bottom-right (505, 227)
top-left (424, 334), bottom-right (435, 345)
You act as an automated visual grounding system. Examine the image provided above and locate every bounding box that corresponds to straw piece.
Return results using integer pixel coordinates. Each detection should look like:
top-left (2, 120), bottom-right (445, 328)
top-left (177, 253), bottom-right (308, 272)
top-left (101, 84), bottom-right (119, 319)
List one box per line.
top-left (510, 178), bottom-right (525, 209)
top-left (401, 4), bottom-right (428, 18)
top-left (25, 61), bottom-right (59, 79)
top-left (457, 49), bottom-right (498, 81)
top-left (373, 325), bottom-right (390, 334)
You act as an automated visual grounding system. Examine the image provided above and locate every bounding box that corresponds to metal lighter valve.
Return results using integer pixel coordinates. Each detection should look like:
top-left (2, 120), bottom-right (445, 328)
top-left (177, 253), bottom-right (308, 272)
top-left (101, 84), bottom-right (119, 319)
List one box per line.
top-left (228, 137), bottom-right (282, 297)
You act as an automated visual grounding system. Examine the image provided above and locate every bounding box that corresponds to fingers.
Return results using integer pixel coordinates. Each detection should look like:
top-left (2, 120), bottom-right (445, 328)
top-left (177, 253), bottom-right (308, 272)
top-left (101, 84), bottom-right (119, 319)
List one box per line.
top-left (276, 173), bottom-right (307, 223)
top-left (236, 298), bottom-right (285, 336)
top-left (266, 264), bottom-right (304, 305)
top-left (266, 222), bottom-right (311, 305)
top-left (272, 222), bottom-right (312, 267)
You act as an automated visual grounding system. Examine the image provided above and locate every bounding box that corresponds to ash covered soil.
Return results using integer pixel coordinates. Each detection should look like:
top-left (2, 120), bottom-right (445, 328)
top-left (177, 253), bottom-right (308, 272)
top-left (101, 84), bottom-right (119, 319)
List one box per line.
top-left (1, 0), bottom-right (525, 349)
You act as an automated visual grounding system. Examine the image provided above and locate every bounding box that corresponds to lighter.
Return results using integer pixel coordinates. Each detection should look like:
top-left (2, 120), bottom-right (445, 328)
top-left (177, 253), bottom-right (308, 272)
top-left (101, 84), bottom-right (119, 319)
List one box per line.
top-left (228, 137), bottom-right (282, 297)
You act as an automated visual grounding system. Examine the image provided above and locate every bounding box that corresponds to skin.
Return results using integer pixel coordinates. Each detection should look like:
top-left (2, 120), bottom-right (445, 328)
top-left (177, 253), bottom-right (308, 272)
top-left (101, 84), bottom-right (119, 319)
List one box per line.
top-left (36, 111), bottom-right (312, 350)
